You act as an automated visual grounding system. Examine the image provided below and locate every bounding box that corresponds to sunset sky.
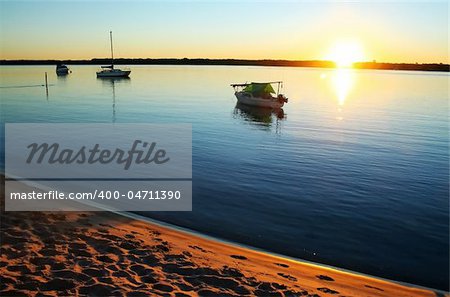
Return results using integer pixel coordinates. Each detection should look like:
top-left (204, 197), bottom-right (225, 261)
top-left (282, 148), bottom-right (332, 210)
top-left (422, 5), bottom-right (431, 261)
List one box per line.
top-left (0, 1), bottom-right (448, 63)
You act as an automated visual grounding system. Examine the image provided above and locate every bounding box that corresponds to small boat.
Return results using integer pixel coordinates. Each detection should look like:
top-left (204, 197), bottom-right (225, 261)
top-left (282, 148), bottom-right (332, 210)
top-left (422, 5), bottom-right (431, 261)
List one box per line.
top-left (97, 31), bottom-right (131, 78)
top-left (56, 64), bottom-right (70, 75)
top-left (230, 81), bottom-right (288, 108)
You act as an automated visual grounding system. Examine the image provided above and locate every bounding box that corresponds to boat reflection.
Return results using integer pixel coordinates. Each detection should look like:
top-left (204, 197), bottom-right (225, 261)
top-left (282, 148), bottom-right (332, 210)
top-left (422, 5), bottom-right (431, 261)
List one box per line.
top-left (98, 77), bottom-right (130, 123)
top-left (56, 73), bottom-right (68, 81)
top-left (97, 76), bottom-right (131, 82)
top-left (233, 103), bottom-right (286, 132)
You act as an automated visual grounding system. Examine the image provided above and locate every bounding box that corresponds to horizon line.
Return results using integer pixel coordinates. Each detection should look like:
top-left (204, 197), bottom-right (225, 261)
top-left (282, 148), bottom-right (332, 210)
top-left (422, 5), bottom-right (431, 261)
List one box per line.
top-left (0, 58), bottom-right (448, 66)
top-left (1, 58), bottom-right (448, 72)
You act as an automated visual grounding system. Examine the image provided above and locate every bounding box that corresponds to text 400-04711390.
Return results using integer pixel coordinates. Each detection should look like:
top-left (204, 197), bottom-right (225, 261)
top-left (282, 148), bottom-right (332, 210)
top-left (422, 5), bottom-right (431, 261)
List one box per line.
top-left (95, 190), bottom-right (182, 200)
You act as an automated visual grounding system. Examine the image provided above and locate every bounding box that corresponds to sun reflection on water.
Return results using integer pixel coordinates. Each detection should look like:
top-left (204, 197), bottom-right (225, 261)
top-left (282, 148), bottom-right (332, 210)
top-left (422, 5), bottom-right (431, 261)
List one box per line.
top-left (320, 69), bottom-right (357, 121)
top-left (332, 69), bottom-right (354, 106)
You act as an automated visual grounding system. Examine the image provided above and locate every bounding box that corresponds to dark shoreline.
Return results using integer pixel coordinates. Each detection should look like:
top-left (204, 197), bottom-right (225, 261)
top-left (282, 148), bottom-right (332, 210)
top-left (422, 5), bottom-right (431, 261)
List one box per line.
top-left (1, 58), bottom-right (448, 72)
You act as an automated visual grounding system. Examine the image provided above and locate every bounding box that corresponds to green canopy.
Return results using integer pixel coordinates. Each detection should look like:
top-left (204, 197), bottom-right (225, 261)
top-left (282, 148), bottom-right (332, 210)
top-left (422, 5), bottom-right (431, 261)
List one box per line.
top-left (243, 83), bottom-right (275, 96)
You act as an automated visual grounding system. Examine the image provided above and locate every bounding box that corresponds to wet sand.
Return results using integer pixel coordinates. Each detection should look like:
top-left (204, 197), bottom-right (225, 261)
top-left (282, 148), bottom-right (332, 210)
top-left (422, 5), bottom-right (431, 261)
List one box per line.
top-left (0, 176), bottom-right (445, 297)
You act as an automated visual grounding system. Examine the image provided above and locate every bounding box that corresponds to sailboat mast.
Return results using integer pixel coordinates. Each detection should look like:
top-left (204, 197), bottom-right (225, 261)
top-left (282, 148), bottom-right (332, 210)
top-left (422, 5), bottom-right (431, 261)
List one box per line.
top-left (110, 31), bottom-right (114, 69)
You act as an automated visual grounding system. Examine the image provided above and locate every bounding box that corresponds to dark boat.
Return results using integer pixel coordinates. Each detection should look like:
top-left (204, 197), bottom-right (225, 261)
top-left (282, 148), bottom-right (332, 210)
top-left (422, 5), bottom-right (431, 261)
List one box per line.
top-left (56, 64), bottom-right (70, 75)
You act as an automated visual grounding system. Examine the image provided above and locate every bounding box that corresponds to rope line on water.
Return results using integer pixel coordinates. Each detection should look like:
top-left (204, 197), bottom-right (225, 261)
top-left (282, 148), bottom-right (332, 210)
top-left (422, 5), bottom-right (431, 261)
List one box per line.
top-left (0, 84), bottom-right (55, 89)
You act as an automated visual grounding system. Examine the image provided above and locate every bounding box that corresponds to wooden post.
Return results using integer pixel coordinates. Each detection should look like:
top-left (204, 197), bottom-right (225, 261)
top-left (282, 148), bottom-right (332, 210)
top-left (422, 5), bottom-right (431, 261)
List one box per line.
top-left (45, 72), bottom-right (48, 96)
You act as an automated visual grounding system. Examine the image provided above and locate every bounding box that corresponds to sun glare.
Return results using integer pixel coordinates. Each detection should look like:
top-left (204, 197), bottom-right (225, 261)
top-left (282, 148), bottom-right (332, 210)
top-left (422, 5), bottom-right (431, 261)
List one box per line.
top-left (326, 41), bottom-right (365, 68)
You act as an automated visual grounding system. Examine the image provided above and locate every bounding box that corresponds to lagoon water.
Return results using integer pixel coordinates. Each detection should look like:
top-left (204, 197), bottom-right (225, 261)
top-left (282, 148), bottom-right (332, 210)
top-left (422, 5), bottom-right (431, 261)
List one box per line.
top-left (0, 65), bottom-right (448, 290)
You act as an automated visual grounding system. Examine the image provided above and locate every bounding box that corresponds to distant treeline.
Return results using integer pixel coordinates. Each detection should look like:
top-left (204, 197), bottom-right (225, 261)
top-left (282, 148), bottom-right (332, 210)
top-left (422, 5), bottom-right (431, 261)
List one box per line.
top-left (353, 62), bottom-right (449, 72)
top-left (0, 58), bottom-right (448, 72)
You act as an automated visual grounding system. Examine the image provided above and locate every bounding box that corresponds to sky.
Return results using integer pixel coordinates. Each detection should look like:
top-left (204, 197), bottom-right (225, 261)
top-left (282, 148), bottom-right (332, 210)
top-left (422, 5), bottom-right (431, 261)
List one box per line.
top-left (0, 1), bottom-right (448, 63)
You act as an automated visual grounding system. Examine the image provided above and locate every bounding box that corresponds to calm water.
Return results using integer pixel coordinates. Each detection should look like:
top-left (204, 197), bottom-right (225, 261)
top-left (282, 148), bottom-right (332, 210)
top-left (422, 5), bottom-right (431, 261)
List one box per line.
top-left (0, 65), bottom-right (448, 290)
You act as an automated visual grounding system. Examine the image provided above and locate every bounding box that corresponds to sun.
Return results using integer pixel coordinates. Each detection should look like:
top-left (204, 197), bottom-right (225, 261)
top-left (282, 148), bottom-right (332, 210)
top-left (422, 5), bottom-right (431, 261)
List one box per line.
top-left (326, 41), bottom-right (365, 68)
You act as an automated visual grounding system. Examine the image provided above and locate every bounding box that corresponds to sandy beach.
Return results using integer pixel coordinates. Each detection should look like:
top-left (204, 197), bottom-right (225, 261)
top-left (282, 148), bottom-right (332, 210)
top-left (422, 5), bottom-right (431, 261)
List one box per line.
top-left (1, 176), bottom-right (445, 297)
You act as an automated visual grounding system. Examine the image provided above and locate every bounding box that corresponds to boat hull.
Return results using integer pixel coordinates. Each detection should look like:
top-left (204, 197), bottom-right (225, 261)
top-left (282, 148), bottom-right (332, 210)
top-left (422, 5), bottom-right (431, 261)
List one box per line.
top-left (235, 92), bottom-right (285, 108)
top-left (96, 70), bottom-right (131, 78)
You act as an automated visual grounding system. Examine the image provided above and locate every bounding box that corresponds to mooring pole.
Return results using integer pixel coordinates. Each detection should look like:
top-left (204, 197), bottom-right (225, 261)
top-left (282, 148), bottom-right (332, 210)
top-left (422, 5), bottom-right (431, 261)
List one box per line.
top-left (45, 72), bottom-right (49, 96)
top-left (45, 72), bottom-right (48, 96)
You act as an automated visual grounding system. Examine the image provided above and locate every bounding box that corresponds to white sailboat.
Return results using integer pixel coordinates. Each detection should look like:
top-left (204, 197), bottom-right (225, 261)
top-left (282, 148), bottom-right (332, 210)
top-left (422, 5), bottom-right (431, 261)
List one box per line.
top-left (97, 31), bottom-right (131, 78)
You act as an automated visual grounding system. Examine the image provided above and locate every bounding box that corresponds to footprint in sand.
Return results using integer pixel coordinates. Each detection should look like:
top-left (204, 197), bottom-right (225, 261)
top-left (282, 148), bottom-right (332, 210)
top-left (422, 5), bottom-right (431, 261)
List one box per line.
top-left (52, 270), bottom-right (90, 282)
top-left (6, 264), bottom-right (32, 274)
top-left (221, 266), bottom-right (244, 278)
top-left (230, 255), bottom-right (247, 260)
top-left (83, 268), bottom-right (107, 278)
top-left (275, 263), bottom-right (289, 268)
top-left (39, 248), bottom-right (58, 257)
top-left (112, 270), bottom-right (132, 278)
top-left (175, 282), bottom-right (194, 292)
top-left (140, 275), bottom-right (158, 284)
top-left (257, 282), bottom-right (275, 291)
top-left (283, 289), bottom-right (309, 296)
top-left (364, 284), bottom-right (384, 291)
top-left (29, 256), bottom-right (53, 266)
top-left (153, 244), bottom-right (170, 253)
top-left (78, 284), bottom-right (116, 296)
top-left (76, 218), bottom-right (93, 227)
top-left (96, 255), bottom-right (115, 263)
top-left (97, 277), bottom-right (114, 284)
top-left (1, 290), bottom-right (29, 296)
top-left (272, 283), bottom-right (288, 290)
top-left (254, 288), bottom-right (283, 297)
top-left (76, 259), bottom-right (93, 267)
top-left (127, 291), bottom-right (152, 297)
top-left (15, 279), bottom-right (42, 292)
top-left (277, 273), bottom-right (297, 282)
top-left (189, 245), bottom-right (208, 253)
top-left (164, 253), bottom-right (187, 262)
top-left (153, 283), bottom-right (174, 293)
top-left (130, 264), bottom-right (154, 276)
top-left (97, 228), bottom-right (110, 234)
top-left (140, 254), bottom-right (160, 266)
top-left (317, 287), bottom-right (340, 294)
top-left (316, 275), bottom-right (335, 281)
top-left (99, 223), bottom-right (114, 228)
top-left (40, 278), bottom-right (76, 291)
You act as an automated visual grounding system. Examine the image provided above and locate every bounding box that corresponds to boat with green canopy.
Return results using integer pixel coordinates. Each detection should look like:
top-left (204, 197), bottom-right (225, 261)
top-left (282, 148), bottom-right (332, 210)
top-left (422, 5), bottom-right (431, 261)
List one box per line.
top-left (230, 81), bottom-right (288, 108)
